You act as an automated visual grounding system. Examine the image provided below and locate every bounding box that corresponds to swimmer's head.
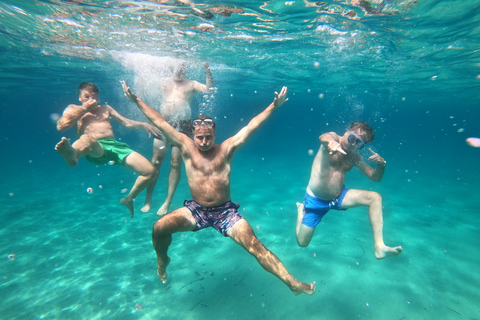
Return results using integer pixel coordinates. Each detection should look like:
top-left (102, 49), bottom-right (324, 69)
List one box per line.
top-left (78, 82), bottom-right (99, 95)
top-left (172, 63), bottom-right (188, 81)
top-left (346, 121), bottom-right (374, 144)
top-left (78, 82), bottom-right (99, 105)
top-left (192, 115), bottom-right (216, 151)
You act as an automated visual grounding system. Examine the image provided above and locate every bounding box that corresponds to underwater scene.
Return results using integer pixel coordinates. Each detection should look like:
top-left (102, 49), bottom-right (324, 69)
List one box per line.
top-left (1, 0), bottom-right (479, 319)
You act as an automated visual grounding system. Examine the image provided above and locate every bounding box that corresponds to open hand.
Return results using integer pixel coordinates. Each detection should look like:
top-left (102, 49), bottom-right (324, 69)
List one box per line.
top-left (273, 86), bottom-right (288, 108)
top-left (143, 123), bottom-right (162, 139)
top-left (120, 80), bottom-right (138, 102)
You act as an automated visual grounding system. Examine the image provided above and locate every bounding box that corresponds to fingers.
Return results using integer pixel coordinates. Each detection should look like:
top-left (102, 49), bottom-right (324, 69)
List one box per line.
top-left (368, 148), bottom-right (376, 155)
top-left (120, 80), bottom-right (130, 94)
top-left (339, 148), bottom-right (347, 155)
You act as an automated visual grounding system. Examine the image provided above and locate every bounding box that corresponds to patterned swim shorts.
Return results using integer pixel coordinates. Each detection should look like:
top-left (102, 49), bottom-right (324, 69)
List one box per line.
top-left (184, 200), bottom-right (244, 237)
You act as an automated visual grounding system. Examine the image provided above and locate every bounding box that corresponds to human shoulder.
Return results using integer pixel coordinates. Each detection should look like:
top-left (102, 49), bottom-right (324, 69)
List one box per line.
top-left (64, 103), bottom-right (80, 111)
top-left (320, 131), bottom-right (340, 141)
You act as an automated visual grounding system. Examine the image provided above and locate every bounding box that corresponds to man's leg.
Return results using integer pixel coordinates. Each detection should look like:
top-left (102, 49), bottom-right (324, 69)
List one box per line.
top-left (142, 138), bottom-right (168, 213)
top-left (341, 189), bottom-right (402, 259)
top-left (157, 145), bottom-right (182, 216)
top-left (227, 219), bottom-right (316, 295)
top-left (295, 202), bottom-right (316, 247)
top-left (55, 135), bottom-right (103, 167)
top-left (152, 207), bottom-right (197, 283)
top-left (121, 152), bottom-right (156, 218)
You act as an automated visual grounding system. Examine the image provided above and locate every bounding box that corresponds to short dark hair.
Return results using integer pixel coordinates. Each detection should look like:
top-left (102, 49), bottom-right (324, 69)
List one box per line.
top-left (78, 82), bottom-right (99, 95)
top-left (348, 121), bottom-right (375, 143)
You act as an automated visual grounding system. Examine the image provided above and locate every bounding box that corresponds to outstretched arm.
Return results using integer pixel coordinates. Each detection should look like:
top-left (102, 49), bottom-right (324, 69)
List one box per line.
top-left (226, 86), bottom-right (288, 153)
top-left (193, 62), bottom-right (214, 94)
top-left (203, 62), bottom-right (214, 93)
top-left (107, 106), bottom-right (161, 139)
top-left (121, 81), bottom-right (187, 146)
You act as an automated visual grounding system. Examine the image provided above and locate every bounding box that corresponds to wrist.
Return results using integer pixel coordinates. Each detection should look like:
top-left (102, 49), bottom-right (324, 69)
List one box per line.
top-left (81, 106), bottom-right (88, 111)
top-left (378, 161), bottom-right (386, 167)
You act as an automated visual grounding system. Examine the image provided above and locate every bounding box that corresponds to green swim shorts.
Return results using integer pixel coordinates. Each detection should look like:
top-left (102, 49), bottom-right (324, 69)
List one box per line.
top-left (85, 137), bottom-right (134, 166)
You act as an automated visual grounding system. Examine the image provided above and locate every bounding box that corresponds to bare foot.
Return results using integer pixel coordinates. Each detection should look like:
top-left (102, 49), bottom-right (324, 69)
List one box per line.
top-left (156, 202), bottom-right (170, 216)
top-left (120, 197), bottom-right (134, 218)
top-left (292, 281), bottom-right (316, 296)
top-left (55, 137), bottom-right (78, 167)
top-left (141, 202), bottom-right (151, 213)
top-left (157, 257), bottom-right (171, 283)
top-left (375, 245), bottom-right (403, 259)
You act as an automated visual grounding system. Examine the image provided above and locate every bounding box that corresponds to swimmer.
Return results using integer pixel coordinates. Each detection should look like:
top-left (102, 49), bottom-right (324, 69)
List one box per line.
top-left (295, 122), bottom-right (402, 260)
top-left (123, 82), bottom-right (315, 295)
top-left (136, 61), bottom-right (214, 216)
top-left (55, 82), bottom-right (161, 218)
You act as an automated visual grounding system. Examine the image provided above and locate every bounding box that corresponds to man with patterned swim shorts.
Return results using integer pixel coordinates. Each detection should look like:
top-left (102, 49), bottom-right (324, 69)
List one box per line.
top-left (295, 122), bottom-right (403, 260)
top-left (55, 82), bottom-right (161, 218)
top-left (123, 81), bottom-right (315, 295)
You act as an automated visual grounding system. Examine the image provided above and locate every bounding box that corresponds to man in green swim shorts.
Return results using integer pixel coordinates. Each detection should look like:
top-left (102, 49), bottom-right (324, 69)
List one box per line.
top-left (55, 82), bottom-right (161, 218)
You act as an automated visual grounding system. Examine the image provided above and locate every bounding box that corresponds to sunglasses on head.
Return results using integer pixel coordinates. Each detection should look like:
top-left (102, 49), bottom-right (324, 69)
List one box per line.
top-left (192, 118), bottom-right (215, 128)
top-left (348, 133), bottom-right (365, 149)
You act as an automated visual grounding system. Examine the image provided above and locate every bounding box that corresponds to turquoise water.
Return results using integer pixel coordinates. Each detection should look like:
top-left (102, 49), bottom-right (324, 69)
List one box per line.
top-left (1, 0), bottom-right (480, 319)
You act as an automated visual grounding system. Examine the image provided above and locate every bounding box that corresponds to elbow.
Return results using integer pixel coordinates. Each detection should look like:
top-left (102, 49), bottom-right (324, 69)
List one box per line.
top-left (56, 122), bottom-right (67, 132)
top-left (204, 87), bottom-right (213, 94)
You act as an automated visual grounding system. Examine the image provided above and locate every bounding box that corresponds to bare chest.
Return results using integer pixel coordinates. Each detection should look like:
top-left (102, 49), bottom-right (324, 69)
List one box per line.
top-left (77, 107), bottom-right (110, 130)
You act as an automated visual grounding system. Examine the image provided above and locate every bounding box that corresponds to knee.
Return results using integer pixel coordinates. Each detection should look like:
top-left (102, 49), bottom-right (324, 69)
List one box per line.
top-left (297, 240), bottom-right (310, 248)
top-left (297, 236), bottom-right (311, 247)
top-left (246, 237), bottom-right (266, 256)
top-left (153, 220), bottom-right (166, 237)
top-left (142, 164), bottom-right (156, 179)
top-left (170, 157), bottom-right (182, 171)
top-left (151, 156), bottom-right (163, 169)
top-left (368, 192), bottom-right (382, 205)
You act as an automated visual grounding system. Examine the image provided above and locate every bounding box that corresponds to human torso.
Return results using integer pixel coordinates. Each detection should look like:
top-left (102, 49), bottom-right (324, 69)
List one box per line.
top-left (76, 105), bottom-right (115, 140)
top-left (307, 140), bottom-right (357, 200)
top-left (159, 78), bottom-right (197, 121)
top-left (182, 142), bottom-right (232, 207)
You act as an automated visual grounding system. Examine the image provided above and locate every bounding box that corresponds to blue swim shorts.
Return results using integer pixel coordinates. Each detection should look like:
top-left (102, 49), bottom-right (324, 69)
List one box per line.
top-left (184, 200), bottom-right (244, 237)
top-left (302, 186), bottom-right (349, 228)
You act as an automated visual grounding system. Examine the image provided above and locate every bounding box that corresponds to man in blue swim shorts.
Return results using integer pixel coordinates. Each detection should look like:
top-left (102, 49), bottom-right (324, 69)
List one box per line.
top-left (124, 82), bottom-right (315, 295)
top-left (295, 122), bottom-right (402, 260)
top-left (301, 186), bottom-right (349, 228)
top-left (55, 82), bottom-right (161, 218)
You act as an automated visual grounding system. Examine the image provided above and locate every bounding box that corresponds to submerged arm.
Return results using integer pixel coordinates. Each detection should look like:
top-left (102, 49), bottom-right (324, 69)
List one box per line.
top-left (357, 149), bottom-right (386, 182)
top-left (193, 62), bottom-right (214, 94)
top-left (108, 105), bottom-right (161, 138)
top-left (121, 81), bottom-right (185, 145)
top-left (56, 98), bottom-right (97, 132)
top-left (227, 86), bottom-right (288, 153)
